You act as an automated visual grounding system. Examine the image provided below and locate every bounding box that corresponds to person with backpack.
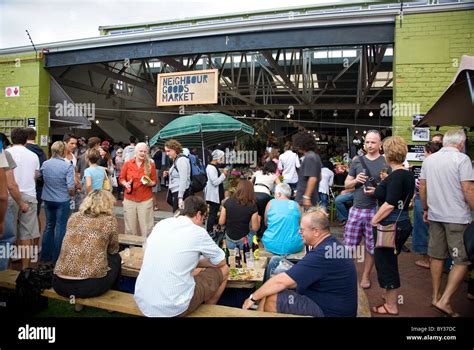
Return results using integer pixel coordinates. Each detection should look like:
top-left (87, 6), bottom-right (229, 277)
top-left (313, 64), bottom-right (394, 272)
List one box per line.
top-left (204, 150), bottom-right (228, 233)
top-left (163, 140), bottom-right (191, 213)
top-left (186, 148), bottom-right (208, 194)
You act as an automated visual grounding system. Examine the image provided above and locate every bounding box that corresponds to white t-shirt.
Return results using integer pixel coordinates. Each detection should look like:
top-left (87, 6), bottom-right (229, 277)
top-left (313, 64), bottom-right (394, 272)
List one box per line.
top-left (253, 170), bottom-right (277, 195)
top-left (6, 146), bottom-right (40, 197)
top-left (278, 150), bottom-right (300, 184)
top-left (318, 168), bottom-right (334, 195)
top-left (0, 151), bottom-right (7, 168)
top-left (134, 216), bottom-right (225, 317)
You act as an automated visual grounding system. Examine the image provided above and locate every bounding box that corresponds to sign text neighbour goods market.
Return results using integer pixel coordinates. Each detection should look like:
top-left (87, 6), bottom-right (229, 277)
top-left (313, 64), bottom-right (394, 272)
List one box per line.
top-left (157, 69), bottom-right (218, 106)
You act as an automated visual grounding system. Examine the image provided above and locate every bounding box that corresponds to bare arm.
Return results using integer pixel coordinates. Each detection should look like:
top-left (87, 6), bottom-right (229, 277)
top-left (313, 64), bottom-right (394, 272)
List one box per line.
top-left (251, 212), bottom-right (260, 232)
top-left (85, 176), bottom-right (93, 194)
top-left (264, 200), bottom-right (271, 226)
top-left (197, 256), bottom-right (226, 268)
top-left (419, 179), bottom-right (427, 210)
top-left (461, 181), bottom-right (474, 209)
top-left (304, 176), bottom-right (317, 198)
top-left (371, 202), bottom-right (395, 226)
top-left (218, 207), bottom-right (226, 225)
top-left (6, 169), bottom-right (28, 212)
top-left (242, 272), bottom-right (296, 309)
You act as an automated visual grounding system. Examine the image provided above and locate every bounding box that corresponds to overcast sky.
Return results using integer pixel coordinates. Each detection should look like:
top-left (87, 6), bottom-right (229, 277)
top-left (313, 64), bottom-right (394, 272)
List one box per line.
top-left (0, 0), bottom-right (345, 49)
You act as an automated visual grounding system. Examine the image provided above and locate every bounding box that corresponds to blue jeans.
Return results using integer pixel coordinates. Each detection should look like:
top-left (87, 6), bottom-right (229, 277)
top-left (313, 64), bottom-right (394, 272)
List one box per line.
top-left (41, 200), bottom-right (70, 263)
top-left (412, 194), bottom-right (428, 254)
top-left (0, 206), bottom-right (16, 271)
top-left (264, 256), bottom-right (295, 282)
top-left (225, 231), bottom-right (255, 250)
top-left (335, 192), bottom-right (353, 222)
top-left (318, 193), bottom-right (329, 212)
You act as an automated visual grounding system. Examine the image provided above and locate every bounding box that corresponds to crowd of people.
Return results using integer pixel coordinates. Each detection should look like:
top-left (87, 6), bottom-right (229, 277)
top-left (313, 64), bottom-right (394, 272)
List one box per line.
top-left (0, 127), bottom-right (472, 317)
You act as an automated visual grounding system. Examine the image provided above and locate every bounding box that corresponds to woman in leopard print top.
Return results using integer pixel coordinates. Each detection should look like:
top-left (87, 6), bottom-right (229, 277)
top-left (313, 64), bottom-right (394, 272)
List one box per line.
top-left (53, 190), bottom-right (122, 299)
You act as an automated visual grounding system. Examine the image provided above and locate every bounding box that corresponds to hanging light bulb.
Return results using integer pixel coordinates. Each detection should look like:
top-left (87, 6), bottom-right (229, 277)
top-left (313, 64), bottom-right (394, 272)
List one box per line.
top-left (95, 120), bottom-right (100, 124)
top-left (286, 113), bottom-right (291, 119)
top-left (363, 130), bottom-right (367, 134)
top-left (369, 111), bottom-right (374, 117)
top-left (150, 119), bottom-right (154, 124)
top-left (355, 130), bottom-right (358, 134)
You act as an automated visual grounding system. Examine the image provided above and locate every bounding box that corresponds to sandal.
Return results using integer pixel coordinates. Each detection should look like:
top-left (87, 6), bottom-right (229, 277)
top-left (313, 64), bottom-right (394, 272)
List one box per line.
top-left (372, 304), bottom-right (398, 316)
top-left (432, 304), bottom-right (461, 317)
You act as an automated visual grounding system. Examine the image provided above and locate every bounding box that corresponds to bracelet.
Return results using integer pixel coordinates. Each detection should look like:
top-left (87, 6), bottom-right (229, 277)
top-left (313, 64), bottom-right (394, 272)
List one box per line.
top-left (249, 294), bottom-right (258, 303)
top-left (302, 195), bottom-right (310, 200)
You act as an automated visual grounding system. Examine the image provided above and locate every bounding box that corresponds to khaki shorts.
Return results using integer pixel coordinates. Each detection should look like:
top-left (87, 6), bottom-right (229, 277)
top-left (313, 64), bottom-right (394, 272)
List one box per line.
top-left (428, 221), bottom-right (470, 265)
top-left (11, 193), bottom-right (40, 240)
top-left (177, 268), bottom-right (224, 317)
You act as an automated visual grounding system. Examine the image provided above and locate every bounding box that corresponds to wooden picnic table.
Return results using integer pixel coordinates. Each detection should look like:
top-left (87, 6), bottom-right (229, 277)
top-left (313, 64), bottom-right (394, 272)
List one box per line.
top-left (119, 247), bottom-right (268, 288)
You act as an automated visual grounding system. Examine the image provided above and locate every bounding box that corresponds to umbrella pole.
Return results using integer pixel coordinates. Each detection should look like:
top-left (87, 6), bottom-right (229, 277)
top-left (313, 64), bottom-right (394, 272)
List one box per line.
top-left (467, 71), bottom-right (474, 106)
top-left (201, 130), bottom-right (206, 166)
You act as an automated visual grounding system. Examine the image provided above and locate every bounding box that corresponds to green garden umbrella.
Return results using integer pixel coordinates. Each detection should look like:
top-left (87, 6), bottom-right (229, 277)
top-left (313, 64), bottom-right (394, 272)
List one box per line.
top-left (149, 113), bottom-right (254, 150)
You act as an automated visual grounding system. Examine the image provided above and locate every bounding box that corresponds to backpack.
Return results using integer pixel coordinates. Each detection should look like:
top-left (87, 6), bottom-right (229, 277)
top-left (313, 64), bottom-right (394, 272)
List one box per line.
top-left (175, 154), bottom-right (208, 194)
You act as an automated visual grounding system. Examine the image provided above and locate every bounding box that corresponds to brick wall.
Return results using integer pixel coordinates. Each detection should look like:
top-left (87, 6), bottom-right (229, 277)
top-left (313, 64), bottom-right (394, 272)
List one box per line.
top-left (0, 52), bottom-right (50, 149)
top-left (393, 9), bottom-right (474, 157)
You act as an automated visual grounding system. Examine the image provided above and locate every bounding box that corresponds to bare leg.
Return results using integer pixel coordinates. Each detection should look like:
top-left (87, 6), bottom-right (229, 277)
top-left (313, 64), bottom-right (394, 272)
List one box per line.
top-left (384, 289), bottom-right (399, 313)
top-left (430, 258), bottom-right (444, 304)
top-left (434, 264), bottom-right (468, 316)
top-left (361, 251), bottom-right (374, 288)
top-left (262, 293), bottom-right (278, 313)
top-left (205, 265), bottom-right (229, 305)
top-left (19, 239), bottom-right (34, 269)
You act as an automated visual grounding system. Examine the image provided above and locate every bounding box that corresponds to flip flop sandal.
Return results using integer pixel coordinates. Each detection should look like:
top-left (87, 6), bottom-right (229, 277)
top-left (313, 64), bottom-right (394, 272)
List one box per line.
top-left (372, 304), bottom-right (399, 316)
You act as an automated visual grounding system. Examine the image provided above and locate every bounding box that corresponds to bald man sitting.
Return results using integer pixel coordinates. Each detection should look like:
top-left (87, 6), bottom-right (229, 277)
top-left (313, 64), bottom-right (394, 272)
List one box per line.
top-left (243, 207), bottom-right (358, 317)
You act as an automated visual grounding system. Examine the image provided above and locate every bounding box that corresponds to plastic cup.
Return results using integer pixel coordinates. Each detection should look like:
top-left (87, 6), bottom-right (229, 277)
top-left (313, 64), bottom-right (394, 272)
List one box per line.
top-left (245, 252), bottom-right (254, 268)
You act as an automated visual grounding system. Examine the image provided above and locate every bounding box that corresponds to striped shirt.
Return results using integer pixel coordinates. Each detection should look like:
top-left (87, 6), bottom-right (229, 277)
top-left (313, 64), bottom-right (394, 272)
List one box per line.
top-left (134, 216), bottom-right (225, 317)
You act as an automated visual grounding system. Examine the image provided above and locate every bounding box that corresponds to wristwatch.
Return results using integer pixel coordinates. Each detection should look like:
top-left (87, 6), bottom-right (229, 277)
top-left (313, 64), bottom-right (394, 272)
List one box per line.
top-left (249, 294), bottom-right (258, 303)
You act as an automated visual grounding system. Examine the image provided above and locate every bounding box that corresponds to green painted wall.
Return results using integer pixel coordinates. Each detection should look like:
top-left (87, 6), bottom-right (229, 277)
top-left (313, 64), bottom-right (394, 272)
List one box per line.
top-left (393, 9), bottom-right (474, 157)
top-left (0, 52), bottom-right (50, 149)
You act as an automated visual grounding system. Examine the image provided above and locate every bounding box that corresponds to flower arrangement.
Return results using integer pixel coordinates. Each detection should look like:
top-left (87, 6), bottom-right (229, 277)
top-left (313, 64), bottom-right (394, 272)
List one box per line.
top-left (330, 154), bottom-right (351, 174)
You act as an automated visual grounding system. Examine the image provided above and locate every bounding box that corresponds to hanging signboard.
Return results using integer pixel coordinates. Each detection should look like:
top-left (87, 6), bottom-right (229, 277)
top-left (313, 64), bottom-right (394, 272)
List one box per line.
top-left (407, 144), bottom-right (425, 162)
top-left (157, 69), bottom-right (218, 106)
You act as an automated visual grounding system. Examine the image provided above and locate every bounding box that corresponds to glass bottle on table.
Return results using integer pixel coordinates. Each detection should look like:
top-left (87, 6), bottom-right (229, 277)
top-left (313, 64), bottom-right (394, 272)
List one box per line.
top-left (235, 246), bottom-right (242, 268)
top-left (242, 237), bottom-right (250, 264)
top-left (222, 240), bottom-right (230, 266)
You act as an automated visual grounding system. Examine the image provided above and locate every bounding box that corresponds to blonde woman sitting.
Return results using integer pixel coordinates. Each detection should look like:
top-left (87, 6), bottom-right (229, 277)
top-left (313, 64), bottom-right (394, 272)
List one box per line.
top-left (53, 190), bottom-right (121, 303)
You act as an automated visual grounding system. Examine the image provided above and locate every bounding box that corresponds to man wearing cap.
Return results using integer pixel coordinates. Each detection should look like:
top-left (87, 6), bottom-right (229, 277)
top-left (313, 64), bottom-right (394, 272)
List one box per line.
top-left (204, 150), bottom-right (228, 233)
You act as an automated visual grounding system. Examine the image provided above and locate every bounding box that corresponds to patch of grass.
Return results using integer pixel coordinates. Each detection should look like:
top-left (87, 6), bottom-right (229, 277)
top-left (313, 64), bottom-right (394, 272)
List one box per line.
top-left (34, 299), bottom-right (134, 318)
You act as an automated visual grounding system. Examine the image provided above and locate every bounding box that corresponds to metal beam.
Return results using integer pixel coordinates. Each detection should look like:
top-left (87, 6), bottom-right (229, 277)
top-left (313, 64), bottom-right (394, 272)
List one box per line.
top-left (158, 57), bottom-right (188, 71)
top-left (87, 64), bottom-right (156, 92)
top-left (45, 23), bottom-right (394, 67)
top-left (154, 103), bottom-right (380, 112)
top-left (57, 78), bottom-right (154, 105)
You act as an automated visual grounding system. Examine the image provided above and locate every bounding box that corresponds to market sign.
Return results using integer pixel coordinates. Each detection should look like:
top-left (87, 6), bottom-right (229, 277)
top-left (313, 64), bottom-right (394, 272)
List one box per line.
top-left (157, 69), bottom-right (218, 106)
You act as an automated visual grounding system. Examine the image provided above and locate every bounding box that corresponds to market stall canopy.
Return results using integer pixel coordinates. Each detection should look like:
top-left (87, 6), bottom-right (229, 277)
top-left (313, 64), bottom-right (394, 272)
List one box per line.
top-left (416, 55), bottom-right (474, 128)
top-left (149, 113), bottom-right (254, 148)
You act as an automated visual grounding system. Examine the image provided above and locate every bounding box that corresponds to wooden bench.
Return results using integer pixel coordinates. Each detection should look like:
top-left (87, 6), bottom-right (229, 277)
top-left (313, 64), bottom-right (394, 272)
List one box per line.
top-left (0, 270), bottom-right (301, 317)
top-left (119, 234), bottom-right (145, 247)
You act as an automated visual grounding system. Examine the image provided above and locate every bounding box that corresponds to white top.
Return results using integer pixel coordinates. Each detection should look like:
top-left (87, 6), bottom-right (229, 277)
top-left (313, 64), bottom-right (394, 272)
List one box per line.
top-left (278, 150), bottom-right (300, 184)
top-left (318, 168), bottom-right (334, 195)
top-left (0, 151), bottom-right (7, 168)
top-left (134, 216), bottom-right (225, 317)
top-left (122, 145), bottom-right (136, 162)
top-left (204, 164), bottom-right (226, 204)
top-left (253, 170), bottom-right (277, 195)
top-left (6, 146), bottom-right (39, 197)
top-left (420, 147), bottom-right (474, 224)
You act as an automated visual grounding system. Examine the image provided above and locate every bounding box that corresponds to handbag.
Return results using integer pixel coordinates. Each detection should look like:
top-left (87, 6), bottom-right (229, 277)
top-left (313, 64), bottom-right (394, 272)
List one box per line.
top-left (375, 194), bottom-right (410, 252)
top-left (102, 170), bottom-right (111, 191)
